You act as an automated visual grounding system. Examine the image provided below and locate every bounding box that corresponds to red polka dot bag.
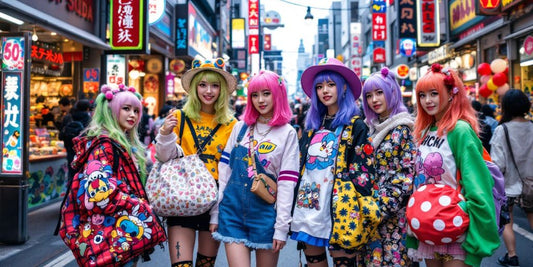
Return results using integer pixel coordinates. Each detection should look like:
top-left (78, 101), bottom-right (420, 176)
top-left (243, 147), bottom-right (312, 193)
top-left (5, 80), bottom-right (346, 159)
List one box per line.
top-left (406, 181), bottom-right (470, 246)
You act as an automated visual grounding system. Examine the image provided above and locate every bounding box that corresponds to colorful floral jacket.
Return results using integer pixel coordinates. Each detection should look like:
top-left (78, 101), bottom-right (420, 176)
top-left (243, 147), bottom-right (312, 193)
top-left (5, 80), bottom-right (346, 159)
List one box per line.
top-left (58, 136), bottom-right (166, 266)
top-left (300, 116), bottom-right (379, 250)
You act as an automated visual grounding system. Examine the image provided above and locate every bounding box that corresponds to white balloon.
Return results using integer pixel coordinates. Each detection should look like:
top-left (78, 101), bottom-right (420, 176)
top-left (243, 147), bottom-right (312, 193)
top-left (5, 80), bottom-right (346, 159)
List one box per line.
top-left (496, 83), bottom-right (510, 96)
top-left (490, 59), bottom-right (507, 74)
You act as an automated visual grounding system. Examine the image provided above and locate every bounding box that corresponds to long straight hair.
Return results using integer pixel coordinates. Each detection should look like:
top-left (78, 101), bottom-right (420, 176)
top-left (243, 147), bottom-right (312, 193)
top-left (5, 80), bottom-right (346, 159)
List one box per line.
top-left (362, 67), bottom-right (408, 125)
top-left (305, 71), bottom-right (359, 130)
top-left (85, 92), bottom-right (147, 181)
top-left (182, 70), bottom-right (234, 124)
top-left (413, 67), bottom-right (479, 144)
top-left (243, 70), bottom-right (292, 126)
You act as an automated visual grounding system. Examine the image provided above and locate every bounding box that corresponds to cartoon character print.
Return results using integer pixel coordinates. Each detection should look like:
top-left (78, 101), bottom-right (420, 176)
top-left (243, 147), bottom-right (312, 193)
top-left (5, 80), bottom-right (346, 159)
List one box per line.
top-left (419, 152), bottom-right (445, 185)
top-left (306, 131), bottom-right (337, 170)
top-left (77, 161), bottom-right (115, 210)
top-left (414, 150), bottom-right (426, 187)
top-left (296, 182), bottom-right (321, 210)
top-left (110, 204), bottom-right (154, 260)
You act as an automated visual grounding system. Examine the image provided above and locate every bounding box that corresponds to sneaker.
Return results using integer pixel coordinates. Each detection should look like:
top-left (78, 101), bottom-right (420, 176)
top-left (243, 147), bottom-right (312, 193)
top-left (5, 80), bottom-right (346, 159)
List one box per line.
top-left (497, 253), bottom-right (520, 267)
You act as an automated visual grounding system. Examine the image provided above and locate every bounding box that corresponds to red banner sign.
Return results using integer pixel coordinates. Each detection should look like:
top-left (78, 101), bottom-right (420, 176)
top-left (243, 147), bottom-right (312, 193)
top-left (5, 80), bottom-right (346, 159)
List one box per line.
top-left (110, 0), bottom-right (146, 51)
top-left (373, 47), bottom-right (386, 63)
top-left (372, 13), bottom-right (387, 41)
top-left (249, 35), bottom-right (259, 54)
top-left (264, 34), bottom-right (271, 51)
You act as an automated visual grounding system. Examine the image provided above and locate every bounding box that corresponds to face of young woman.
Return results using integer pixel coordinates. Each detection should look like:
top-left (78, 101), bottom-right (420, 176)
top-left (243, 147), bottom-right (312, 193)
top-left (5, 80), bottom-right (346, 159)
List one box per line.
top-left (251, 89), bottom-right (274, 118)
top-left (365, 89), bottom-right (389, 117)
top-left (316, 80), bottom-right (338, 112)
top-left (118, 104), bottom-right (140, 132)
top-left (418, 89), bottom-right (449, 121)
top-left (196, 78), bottom-right (221, 111)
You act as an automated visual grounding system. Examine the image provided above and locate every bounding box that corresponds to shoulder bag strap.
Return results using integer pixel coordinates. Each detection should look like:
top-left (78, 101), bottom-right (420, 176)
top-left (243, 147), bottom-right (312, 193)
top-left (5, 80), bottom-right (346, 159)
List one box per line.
top-left (236, 123), bottom-right (249, 143)
top-left (183, 114), bottom-right (221, 154)
top-left (502, 124), bottom-right (524, 181)
top-left (178, 110), bottom-right (185, 144)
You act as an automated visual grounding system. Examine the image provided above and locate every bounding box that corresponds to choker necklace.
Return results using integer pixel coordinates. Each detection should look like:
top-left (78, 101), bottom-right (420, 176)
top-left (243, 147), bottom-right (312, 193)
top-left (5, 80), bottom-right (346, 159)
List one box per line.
top-left (258, 116), bottom-right (272, 124)
top-left (322, 114), bottom-right (335, 125)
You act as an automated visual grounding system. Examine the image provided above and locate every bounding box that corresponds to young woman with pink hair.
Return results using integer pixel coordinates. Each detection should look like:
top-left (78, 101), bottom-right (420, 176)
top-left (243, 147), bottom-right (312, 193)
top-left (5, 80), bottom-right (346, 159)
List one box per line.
top-left (211, 70), bottom-right (299, 267)
top-left (408, 64), bottom-right (499, 267)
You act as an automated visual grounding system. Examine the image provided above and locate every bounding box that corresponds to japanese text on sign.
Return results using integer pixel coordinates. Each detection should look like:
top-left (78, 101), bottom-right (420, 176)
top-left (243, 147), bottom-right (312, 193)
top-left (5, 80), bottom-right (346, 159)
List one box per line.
top-left (2, 72), bottom-right (23, 174)
top-left (249, 0), bottom-right (259, 29)
top-left (417, 0), bottom-right (439, 47)
top-left (372, 13), bottom-right (387, 41)
top-left (110, 0), bottom-right (143, 50)
top-left (399, 0), bottom-right (417, 39)
top-left (175, 3), bottom-right (188, 56)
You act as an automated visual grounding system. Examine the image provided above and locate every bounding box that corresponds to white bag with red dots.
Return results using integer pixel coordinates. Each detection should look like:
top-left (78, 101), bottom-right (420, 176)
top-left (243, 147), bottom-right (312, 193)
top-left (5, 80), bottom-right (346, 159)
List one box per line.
top-left (406, 184), bottom-right (470, 246)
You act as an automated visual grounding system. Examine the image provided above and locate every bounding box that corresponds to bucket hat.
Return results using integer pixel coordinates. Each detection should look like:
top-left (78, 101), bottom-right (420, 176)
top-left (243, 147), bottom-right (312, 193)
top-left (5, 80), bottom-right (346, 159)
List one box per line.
top-left (301, 58), bottom-right (362, 99)
top-left (181, 58), bottom-right (237, 94)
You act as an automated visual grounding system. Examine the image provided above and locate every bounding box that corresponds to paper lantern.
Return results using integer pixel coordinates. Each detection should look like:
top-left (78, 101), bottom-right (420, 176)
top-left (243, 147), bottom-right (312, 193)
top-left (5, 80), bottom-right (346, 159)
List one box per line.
top-left (496, 83), bottom-right (510, 96)
top-left (490, 59), bottom-right (507, 74)
top-left (479, 84), bottom-right (492, 98)
top-left (480, 75), bottom-right (491, 85)
top-left (478, 63), bottom-right (492, 76)
top-left (487, 78), bottom-right (498, 91)
top-left (492, 72), bottom-right (508, 87)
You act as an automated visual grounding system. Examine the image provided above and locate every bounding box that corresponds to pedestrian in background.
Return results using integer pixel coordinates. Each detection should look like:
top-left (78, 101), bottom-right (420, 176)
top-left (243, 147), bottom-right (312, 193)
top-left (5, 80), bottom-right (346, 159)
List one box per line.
top-left (290, 58), bottom-right (378, 267)
top-left (409, 64), bottom-right (499, 267)
top-left (155, 58), bottom-right (237, 267)
top-left (490, 89), bottom-right (533, 267)
top-left (362, 67), bottom-right (416, 266)
top-left (58, 84), bottom-right (165, 266)
top-left (211, 70), bottom-right (299, 267)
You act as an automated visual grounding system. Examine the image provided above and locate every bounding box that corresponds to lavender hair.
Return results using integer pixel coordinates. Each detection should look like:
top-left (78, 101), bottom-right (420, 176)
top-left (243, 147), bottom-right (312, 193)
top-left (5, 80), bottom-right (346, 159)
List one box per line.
top-left (243, 70), bottom-right (292, 126)
top-left (305, 71), bottom-right (360, 130)
top-left (362, 67), bottom-right (407, 125)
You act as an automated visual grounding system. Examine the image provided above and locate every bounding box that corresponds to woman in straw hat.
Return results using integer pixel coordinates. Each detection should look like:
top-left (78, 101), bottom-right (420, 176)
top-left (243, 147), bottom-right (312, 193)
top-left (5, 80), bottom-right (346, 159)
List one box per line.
top-left (290, 58), bottom-right (379, 266)
top-left (155, 58), bottom-right (237, 267)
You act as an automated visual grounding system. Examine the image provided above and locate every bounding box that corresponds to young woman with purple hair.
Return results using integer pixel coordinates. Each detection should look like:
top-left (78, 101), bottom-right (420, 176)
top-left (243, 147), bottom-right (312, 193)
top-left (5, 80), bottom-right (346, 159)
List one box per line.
top-left (290, 58), bottom-right (378, 267)
top-left (211, 70), bottom-right (299, 266)
top-left (361, 67), bottom-right (416, 266)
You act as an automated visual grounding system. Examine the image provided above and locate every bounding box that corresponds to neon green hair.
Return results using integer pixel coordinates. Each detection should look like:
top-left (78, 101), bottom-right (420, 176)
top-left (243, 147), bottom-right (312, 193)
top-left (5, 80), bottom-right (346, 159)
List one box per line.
top-left (85, 93), bottom-right (147, 183)
top-left (182, 70), bottom-right (234, 124)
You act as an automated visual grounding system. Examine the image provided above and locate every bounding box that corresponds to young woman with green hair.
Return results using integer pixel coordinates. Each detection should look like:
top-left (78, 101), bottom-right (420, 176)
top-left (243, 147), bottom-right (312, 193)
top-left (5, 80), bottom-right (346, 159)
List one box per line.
top-left (58, 84), bottom-right (166, 266)
top-left (156, 58), bottom-right (237, 267)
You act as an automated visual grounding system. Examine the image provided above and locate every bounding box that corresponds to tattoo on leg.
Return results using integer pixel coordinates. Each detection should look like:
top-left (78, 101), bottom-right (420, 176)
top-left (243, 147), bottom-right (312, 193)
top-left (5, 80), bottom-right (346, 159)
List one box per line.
top-left (175, 242), bottom-right (181, 259)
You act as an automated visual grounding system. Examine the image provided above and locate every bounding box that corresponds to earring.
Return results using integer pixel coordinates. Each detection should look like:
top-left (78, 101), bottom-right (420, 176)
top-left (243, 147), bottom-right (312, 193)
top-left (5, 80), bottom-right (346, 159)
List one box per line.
top-left (448, 97), bottom-right (453, 102)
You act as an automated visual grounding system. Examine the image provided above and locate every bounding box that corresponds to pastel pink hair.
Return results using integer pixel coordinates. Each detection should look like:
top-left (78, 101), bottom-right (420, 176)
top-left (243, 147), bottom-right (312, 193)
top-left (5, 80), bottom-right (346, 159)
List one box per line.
top-left (243, 70), bottom-right (292, 126)
top-left (414, 65), bottom-right (479, 144)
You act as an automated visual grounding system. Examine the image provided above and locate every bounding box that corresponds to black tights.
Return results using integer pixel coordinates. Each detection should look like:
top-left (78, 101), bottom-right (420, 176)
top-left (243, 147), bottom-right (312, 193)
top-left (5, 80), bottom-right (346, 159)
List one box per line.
top-left (171, 253), bottom-right (216, 267)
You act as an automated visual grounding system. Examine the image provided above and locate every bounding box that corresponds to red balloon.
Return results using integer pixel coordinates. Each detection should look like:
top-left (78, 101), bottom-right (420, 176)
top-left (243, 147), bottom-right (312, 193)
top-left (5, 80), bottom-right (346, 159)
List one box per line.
top-left (478, 63), bottom-right (492, 76)
top-left (492, 72), bottom-right (508, 86)
top-left (479, 84), bottom-right (492, 98)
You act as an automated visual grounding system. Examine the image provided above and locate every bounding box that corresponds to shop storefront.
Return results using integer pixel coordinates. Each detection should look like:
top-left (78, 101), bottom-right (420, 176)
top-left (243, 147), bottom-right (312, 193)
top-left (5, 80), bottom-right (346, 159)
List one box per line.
top-left (0, 0), bottom-right (106, 243)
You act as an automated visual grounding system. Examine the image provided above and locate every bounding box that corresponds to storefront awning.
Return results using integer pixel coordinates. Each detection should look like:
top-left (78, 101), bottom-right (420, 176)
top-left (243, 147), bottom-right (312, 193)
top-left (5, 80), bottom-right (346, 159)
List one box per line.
top-left (504, 24), bottom-right (533, 40)
top-left (450, 18), bottom-right (506, 49)
top-left (0, 0), bottom-right (110, 51)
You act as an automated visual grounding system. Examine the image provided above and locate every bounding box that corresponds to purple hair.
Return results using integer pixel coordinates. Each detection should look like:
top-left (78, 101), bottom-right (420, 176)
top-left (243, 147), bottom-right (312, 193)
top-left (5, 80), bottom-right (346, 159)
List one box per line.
top-left (108, 91), bottom-right (143, 125)
top-left (243, 70), bottom-right (292, 126)
top-left (305, 71), bottom-right (359, 130)
top-left (362, 67), bottom-right (407, 124)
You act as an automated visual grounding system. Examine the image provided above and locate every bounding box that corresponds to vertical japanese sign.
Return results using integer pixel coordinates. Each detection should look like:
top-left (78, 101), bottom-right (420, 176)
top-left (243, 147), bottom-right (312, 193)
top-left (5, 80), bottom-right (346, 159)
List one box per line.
top-left (264, 34), bottom-right (271, 51)
top-left (106, 54), bottom-right (126, 86)
top-left (372, 0), bottom-right (387, 41)
top-left (232, 18), bottom-right (246, 49)
top-left (248, 0), bottom-right (259, 54)
top-left (1, 37), bottom-right (24, 174)
top-left (175, 3), bottom-right (188, 56)
top-left (110, 0), bottom-right (147, 51)
top-left (399, 0), bottom-right (417, 39)
top-left (417, 0), bottom-right (440, 47)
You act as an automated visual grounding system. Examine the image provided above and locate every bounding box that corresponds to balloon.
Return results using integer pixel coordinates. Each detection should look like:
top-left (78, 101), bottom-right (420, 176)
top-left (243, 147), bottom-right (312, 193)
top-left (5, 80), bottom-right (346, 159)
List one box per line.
top-left (492, 72), bottom-right (508, 86)
top-left (478, 63), bottom-right (492, 76)
top-left (480, 75), bottom-right (491, 85)
top-left (490, 59), bottom-right (507, 73)
top-left (496, 83), bottom-right (510, 96)
top-left (487, 78), bottom-right (498, 91)
top-left (479, 84), bottom-right (492, 98)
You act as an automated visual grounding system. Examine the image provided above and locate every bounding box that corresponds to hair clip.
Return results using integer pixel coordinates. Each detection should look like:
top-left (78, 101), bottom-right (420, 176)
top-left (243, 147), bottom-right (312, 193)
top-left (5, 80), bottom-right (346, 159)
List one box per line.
top-left (100, 84), bottom-right (141, 101)
top-left (452, 87), bottom-right (459, 95)
top-left (431, 63), bottom-right (443, 73)
top-left (381, 67), bottom-right (389, 77)
top-left (278, 76), bottom-right (284, 86)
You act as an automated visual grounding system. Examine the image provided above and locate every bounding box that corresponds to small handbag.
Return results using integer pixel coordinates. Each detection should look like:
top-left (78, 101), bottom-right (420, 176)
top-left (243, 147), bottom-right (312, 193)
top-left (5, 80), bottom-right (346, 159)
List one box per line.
top-left (145, 112), bottom-right (221, 217)
top-left (248, 125), bottom-right (277, 204)
top-left (503, 124), bottom-right (533, 210)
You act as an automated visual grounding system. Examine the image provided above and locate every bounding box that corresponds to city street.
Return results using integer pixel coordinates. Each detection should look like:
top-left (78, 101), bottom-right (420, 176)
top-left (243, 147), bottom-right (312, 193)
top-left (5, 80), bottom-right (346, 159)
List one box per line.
top-left (0, 201), bottom-right (531, 267)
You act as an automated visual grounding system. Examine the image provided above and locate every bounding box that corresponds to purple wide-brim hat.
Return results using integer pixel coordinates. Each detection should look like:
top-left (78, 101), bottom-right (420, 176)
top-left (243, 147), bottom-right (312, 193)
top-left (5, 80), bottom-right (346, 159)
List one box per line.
top-left (301, 58), bottom-right (362, 99)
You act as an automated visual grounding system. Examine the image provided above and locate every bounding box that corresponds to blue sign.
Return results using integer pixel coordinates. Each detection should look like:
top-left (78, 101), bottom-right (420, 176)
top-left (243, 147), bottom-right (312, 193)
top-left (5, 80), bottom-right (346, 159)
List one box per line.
top-left (2, 72), bottom-right (23, 174)
top-left (400, 38), bottom-right (417, 57)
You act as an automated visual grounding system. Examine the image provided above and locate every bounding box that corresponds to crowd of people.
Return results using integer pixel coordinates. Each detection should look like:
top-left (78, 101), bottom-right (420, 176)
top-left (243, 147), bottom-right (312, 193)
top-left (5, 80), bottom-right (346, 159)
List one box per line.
top-left (56, 58), bottom-right (533, 267)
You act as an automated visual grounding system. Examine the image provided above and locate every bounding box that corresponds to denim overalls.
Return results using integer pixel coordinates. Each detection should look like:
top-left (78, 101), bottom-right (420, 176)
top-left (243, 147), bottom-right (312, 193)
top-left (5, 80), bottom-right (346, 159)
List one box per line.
top-left (215, 124), bottom-right (276, 249)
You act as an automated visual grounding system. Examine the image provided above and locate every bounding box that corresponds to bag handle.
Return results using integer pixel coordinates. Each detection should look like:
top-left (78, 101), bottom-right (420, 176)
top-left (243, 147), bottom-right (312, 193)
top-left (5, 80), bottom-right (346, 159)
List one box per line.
top-left (183, 113), bottom-right (221, 155)
top-left (502, 124), bottom-right (524, 181)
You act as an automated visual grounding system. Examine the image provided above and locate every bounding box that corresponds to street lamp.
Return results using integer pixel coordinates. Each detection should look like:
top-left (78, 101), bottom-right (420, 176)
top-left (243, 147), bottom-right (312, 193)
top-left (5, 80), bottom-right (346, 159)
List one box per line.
top-left (304, 6), bottom-right (314, 20)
